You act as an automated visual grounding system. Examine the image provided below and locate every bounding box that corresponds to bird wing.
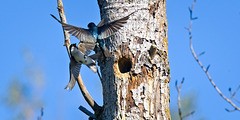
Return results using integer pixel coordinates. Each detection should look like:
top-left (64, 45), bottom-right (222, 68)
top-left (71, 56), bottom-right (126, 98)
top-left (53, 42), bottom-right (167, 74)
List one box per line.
top-left (65, 60), bottom-right (82, 90)
top-left (97, 18), bottom-right (105, 27)
top-left (97, 13), bottom-right (132, 39)
top-left (50, 14), bottom-right (96, 43)
top-left (77, 41), bottom-right (96, 55)
top-left (62, 23), bottom-right (96, 43)
top-left (89, 52), bottom-right (101, 60)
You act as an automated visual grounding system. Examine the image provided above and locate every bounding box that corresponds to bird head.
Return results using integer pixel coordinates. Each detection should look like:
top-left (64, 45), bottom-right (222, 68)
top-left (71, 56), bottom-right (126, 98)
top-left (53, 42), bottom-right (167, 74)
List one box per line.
top-left (70, 43), bottom-right (77, 51)
top-left (87, 22), bottom-right (96, 30)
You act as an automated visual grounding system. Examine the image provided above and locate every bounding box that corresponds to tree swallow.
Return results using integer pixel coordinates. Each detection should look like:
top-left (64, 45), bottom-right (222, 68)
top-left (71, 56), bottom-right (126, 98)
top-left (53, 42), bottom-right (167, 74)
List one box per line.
top-left (51, 13), bottom-right (134, 59)
top-left (65, 42), bottom-right (98, 90)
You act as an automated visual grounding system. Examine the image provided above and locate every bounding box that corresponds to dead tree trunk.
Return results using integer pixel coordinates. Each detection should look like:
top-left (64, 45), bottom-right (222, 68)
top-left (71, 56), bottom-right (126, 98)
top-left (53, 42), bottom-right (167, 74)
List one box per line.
top-left (97, 0), bottom-right (170, 119)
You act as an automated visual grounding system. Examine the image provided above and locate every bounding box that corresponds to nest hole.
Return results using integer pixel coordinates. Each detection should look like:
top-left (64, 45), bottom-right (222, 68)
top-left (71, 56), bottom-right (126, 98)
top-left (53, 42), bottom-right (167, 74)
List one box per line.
top-left (118, 57), bottom-right (132, 73)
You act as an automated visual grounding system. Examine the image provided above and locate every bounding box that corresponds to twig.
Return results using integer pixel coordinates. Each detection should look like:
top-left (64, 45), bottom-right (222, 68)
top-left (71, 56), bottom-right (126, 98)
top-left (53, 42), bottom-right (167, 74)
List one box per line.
top-left (37, 106), bottom-right (44, 120)
top-left (175, 78), bottom-right (184, 120)
top-left (197, 51), bottom-right (205, 57)
top-left (79, 106), bottom-right (96, 119)
top-left (186, 0), bottom-right (240, 111)
top-left (229, 86), bottom-right (240, 103)
top-left (55, 0), bottom-right (102, 115)
top-left (232, 96), bottom-right (240, 103)
top-left (175, 78), bottom-right (195, 120)
top-left (182, 111), bottom-right (195, 119)
top-left (225, 108), bottom-right (237, 112)
top-left (230, 85), bottom-right (240, 100)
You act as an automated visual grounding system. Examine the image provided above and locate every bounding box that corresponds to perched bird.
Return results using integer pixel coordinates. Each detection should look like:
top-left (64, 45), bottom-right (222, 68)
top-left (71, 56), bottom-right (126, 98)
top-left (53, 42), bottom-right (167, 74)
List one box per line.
top-left (65, 42), bottom-right (98, 90)
top-left (51, 12), bottom-right (135, 59)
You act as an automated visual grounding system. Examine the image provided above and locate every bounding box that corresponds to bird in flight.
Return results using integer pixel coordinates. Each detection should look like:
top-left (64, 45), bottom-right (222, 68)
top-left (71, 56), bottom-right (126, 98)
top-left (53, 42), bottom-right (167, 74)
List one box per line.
top-left (51, 12), bottom-right (134, 59)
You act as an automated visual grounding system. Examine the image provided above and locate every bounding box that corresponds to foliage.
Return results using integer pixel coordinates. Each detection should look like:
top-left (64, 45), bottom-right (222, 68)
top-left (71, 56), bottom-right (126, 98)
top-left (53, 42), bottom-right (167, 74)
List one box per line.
top-left (1, 48), bottom-right (45, 120)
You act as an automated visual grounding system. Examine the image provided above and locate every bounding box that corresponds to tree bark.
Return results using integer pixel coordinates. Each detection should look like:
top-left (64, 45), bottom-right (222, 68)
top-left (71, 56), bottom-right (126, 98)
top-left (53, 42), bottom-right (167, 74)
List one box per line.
top-left (97, 0), bottom-right (170, 119)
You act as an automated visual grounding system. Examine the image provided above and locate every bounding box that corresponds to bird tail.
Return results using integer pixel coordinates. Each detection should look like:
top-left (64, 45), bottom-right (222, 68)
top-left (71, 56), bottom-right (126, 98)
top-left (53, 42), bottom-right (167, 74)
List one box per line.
top-left (50, 14), bottom-right (62, 23)
top-left (65, 73), bottom-right (76, 90)
top-left (65, 60), bottom-right (81, 90)
top-left (86, 63), bottom-right (98, 73)
top-left (89, 52), bottom-right (101, 60)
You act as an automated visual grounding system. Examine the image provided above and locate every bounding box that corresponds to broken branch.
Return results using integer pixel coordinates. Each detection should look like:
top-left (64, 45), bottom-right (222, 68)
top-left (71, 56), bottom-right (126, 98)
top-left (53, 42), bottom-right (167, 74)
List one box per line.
top-left (79, 105), bottom-right (96, 119)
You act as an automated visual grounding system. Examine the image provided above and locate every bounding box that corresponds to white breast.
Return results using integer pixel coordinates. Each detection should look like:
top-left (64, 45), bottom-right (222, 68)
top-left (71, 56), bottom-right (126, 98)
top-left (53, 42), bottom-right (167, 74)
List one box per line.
top-left (71, 48), bottom-right (95, 65)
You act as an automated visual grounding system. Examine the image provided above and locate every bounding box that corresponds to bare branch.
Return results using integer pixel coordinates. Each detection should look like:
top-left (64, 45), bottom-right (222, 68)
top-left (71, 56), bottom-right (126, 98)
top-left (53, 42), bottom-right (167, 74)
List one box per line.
top-left (55, 0), bottom-right (102, 116)
top-left (37, 106), bottom-right (44, 120)
top-left (225, 108), bottom-right (237, 112)
top-left (197, 51), bottom-right (205, 57)
top-left (232, 97), bottom-right (240, 103)
top-left (230, 85), bottom-right (240, 100)
top-left (182, 111), bottom-right (195, 119)
top-left (176, 78), bottom-right (194, 120)
top-left (175, 79), bottom-right (183, 120)
top-left (206, 64), bottom-right (210, 72)
top-left (229, 86), bottom-right (240, 103)
top-left (186, 0), bottom-right (240, 111)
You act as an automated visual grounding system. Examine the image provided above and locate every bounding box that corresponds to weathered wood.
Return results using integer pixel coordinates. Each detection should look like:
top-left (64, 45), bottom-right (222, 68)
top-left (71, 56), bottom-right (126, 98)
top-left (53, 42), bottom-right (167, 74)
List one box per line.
top-left (97, 0), bottom-right (170, 119)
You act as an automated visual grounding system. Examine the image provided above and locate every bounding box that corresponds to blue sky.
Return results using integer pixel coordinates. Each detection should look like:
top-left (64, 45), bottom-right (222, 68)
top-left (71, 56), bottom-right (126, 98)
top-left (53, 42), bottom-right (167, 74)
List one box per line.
top-left (1, 0), bottom-right (240, 120)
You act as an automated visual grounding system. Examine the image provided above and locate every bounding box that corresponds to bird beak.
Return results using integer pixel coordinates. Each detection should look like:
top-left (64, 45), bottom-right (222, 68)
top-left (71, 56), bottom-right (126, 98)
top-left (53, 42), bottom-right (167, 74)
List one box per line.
top-left (63, 43), bottom-right (66, 46)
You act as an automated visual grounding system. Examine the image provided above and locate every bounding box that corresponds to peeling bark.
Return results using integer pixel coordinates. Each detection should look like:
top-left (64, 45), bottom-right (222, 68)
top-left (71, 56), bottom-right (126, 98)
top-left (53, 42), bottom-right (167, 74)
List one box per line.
top-left (97, 0), bottom-right (170, 119)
